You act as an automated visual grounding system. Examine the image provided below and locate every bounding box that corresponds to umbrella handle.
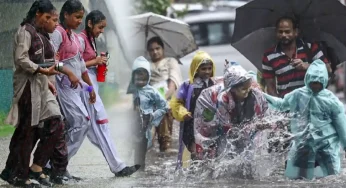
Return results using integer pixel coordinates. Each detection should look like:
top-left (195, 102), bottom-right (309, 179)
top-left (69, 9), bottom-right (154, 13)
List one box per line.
top-left (145, 25), bottom-right (148, 38)
top-left (225, 59), bottom-right (229, 66)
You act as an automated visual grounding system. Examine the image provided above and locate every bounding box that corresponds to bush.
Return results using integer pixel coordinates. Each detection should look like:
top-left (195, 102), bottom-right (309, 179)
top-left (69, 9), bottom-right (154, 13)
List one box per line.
top-left (0, 112), bottom-right (14, 137)
top-left (98, 82), bottom-right (121, 109)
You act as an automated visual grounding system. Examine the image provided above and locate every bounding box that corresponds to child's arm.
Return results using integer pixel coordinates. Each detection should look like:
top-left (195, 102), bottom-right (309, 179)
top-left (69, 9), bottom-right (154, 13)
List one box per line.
top-left (331, 100), bottom-right (346, 150)
top-left (216, 93), bottom-right (232, 130)
top-left (151, 89), bottom-right (169, 126)
top-left (169, 83), bottom-right (190, 121)
top-left (170, 95), bottom-right (191, 121)
top-left (263, 91), bottom-right (295, 111)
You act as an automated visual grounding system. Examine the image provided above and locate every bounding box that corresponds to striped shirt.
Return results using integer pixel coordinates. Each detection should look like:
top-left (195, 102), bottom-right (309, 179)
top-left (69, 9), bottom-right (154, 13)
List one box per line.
top-left (262, 39), bottom-right (328, 97)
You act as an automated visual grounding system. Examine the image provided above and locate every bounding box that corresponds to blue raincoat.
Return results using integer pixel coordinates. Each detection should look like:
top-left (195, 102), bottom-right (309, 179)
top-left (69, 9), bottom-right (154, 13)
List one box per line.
top-left (129, 56), bottom-right (169, 148)
top-left (264, 59), bottom-right (346, 180)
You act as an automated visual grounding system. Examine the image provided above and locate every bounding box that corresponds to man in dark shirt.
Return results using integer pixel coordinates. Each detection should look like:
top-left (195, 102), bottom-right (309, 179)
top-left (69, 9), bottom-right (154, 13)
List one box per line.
top-left (262, 16), bottom-right (331, 98)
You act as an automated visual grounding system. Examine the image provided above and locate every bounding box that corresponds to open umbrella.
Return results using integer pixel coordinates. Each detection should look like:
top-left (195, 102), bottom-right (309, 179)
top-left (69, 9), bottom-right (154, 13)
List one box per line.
top-left (231, 0), bottom-right (346, 70)
top-left (128, 12), bottom-right (198, 62)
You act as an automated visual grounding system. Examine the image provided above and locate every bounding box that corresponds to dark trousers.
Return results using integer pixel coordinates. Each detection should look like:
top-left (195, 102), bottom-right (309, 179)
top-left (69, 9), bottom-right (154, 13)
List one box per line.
top-left (134, 137), bottom-right (148, 170)
top-left (33, 118), bottom-right (68, 175)
top-left (5, 82), bottom-right (67, 180)
top-left (182, 119), bottom-right (195, 153)
top-left (132, 111), bottom-right (150, 170)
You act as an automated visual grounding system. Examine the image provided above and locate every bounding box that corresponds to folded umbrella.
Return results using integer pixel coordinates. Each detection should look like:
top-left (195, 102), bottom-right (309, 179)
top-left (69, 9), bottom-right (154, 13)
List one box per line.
top-left (231, 0), bottom-right (346, 70)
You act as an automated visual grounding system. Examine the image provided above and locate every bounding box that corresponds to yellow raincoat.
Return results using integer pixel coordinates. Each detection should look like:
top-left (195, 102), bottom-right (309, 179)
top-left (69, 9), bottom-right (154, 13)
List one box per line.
top-left (170, 51), bottom-right (216, 120)
top-left (170, 51), bottom-right (216, 169)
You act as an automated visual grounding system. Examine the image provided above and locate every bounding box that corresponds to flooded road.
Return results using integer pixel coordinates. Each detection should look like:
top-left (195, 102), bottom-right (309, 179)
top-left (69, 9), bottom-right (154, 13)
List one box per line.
top-left (1, 95), bottom-right (346, 188)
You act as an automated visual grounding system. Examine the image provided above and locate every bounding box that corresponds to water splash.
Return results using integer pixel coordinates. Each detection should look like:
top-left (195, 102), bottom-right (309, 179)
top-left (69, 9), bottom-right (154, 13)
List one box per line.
top-left (141, 112), bottom-right (293, 182)
top-left (135, 109), bottom-right (346, 188)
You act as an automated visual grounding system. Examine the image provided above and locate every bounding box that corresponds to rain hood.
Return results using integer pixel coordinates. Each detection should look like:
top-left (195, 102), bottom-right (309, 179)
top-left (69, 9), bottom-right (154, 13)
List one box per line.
top-left (223, 61), bottom-right (252, 90)
top-left (304, 58), bottom-right (329, 91)
top-left (127, 56), bottom-right (152, 94)
top-left (188, 51), bottom-right (216, 83)
top-left (131, 56), bottom-right (151, 86)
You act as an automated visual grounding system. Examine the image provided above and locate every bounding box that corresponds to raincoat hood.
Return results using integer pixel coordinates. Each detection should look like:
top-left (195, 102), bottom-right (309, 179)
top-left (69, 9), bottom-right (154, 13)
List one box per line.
top-left (127, 56), bottom-right (152, 94)
top-left (189, 51), bottom-right (216, 83)
top-left (131, 56), bottom-right (151, 86)
top-left (304, 59), bottom-right (329, 90)
top-left (223, 62), bottom-right (252, 90)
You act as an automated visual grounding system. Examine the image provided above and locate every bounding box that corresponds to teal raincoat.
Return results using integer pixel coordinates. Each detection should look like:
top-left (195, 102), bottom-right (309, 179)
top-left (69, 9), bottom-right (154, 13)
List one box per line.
top-left (129, 56), bottom-right (169, 148)
top-left (264, 59), bottom-right (346, 180)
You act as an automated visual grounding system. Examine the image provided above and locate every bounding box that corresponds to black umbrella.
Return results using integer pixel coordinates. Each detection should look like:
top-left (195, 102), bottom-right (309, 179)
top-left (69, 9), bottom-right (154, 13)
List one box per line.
top-left (231, 0), bottom-right (346, 70)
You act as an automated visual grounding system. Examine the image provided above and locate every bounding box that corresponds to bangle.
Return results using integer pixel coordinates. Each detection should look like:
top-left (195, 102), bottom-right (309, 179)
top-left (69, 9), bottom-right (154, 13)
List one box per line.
top-left (87, 86), bottom-right (93, 93)
top-left (55, 62), bottom-right (64, 72)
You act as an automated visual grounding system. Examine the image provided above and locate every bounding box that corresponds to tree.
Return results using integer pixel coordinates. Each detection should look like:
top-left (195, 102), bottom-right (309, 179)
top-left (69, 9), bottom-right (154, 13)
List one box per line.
top-left (133, 0), bottom-right (171, 16)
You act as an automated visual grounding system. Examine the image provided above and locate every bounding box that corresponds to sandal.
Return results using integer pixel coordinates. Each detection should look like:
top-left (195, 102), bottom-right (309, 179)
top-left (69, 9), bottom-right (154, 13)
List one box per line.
top-left (63, 170), bottom-right (82, 181)
top-left (49, 174), bottom-right (64, 185)
top-left (114, 165), bottom-right (141, 177)
top-left (42, 167), bottom-right (52, 177)
top-left (0, 168), bottom-right (10, 183)
top-left (12, 178), bottom-right (41, 188)
top-left (29, 170), bottom-right (52, 187)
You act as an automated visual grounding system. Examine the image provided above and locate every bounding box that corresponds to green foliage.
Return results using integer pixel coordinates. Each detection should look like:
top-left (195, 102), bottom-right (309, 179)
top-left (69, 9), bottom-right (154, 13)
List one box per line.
top-left (132, 0), bottom-right (213, 17)
top-left (98, 83), bottom-right (120, 109)
top-left (0, 112), bottom-right (14, 138)
top-left (134, 0), bottom-right (171, 16)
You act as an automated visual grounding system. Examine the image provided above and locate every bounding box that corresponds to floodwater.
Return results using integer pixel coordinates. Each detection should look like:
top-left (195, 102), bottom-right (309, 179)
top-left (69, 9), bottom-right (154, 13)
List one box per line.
top-left (1, 97), bottom-right (346, 188)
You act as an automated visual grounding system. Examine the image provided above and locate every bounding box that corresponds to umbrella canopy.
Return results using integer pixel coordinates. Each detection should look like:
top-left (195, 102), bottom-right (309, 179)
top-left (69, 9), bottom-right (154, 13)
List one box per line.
top-left (128, 12), bottom-right (198, 62)
top-left (231, 0), bottom-right (346, 70)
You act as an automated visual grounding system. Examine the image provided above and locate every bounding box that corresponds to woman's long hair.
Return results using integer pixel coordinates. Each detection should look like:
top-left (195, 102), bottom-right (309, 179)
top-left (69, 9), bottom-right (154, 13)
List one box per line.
top-left (20, 0), bottom-right (55, 26)
top-left (59, 0), bottom-right (84, 40)
top-left (84, 10), bottom-right (106, 53)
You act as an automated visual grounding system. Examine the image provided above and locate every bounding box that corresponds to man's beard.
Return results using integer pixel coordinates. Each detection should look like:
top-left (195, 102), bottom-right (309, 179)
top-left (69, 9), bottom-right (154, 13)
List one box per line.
top-left (279, 38), bottom-right (294, 46)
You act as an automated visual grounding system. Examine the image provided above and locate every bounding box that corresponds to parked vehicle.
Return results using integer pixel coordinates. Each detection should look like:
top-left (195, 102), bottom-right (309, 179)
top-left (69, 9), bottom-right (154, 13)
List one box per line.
top-left (178, 10), bottom-right (257, 79)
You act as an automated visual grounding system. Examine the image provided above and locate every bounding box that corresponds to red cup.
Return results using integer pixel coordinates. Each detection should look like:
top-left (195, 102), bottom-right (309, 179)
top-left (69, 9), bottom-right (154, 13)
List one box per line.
top-left (97, 52), bottom-right (107, 82)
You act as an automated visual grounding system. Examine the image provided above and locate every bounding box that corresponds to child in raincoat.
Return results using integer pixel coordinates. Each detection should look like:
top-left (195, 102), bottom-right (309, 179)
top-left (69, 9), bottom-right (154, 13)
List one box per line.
top-left (216, 62), bottom-right (268, 157)
top-left (170, 51), bottom-right (217, 168)
top-left (128, 56), bottom-right (169, 171)
top-left (264, 59), bottom-right (346, 180)
top-left (194, 62), bottom-right (267, 160)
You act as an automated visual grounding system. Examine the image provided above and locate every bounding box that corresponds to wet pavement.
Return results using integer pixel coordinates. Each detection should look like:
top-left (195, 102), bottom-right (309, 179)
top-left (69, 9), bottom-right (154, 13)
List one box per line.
top-left (1, 95), bottom-right (346, 188)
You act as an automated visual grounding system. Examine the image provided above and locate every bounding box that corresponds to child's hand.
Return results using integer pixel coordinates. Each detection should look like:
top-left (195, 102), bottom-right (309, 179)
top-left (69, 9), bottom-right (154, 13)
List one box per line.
top-left (89, 90), bottom-right (96, 104)
top-left (183, 113), bottom-right (193, 121)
